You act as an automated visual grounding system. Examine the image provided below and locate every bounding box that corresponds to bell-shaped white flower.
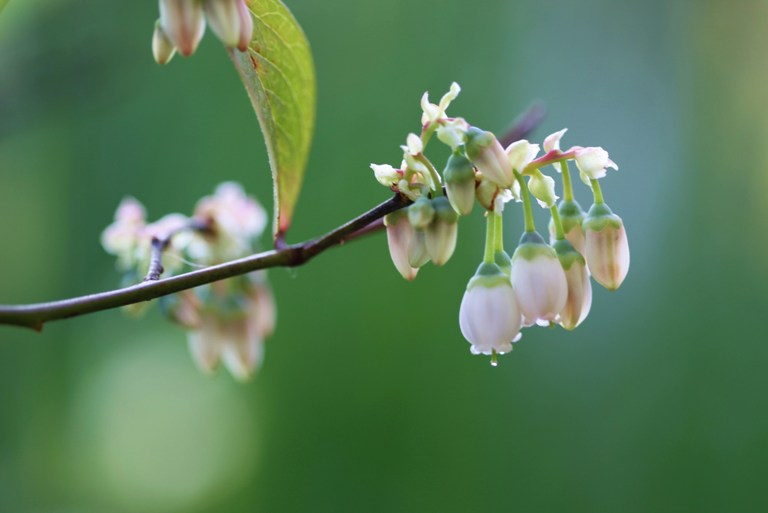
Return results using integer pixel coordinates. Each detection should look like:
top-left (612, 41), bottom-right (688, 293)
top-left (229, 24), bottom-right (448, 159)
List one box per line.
top-left (510, 232), bottom-right (568, 325)
top-left (583, 203), bottom-right (630, 290)
top-left (574, 146), bottom-right (618, 180)
top-left (159, 0), bottom-right (206, 57)
top-left (187, 277), bottom-right (276, 381)
top-left (506, 139), bottom-right (540, 172)
top-left (420, 82), bottom-right (461, 125)
top-left (465, 128), bottom-right (514, 188)
top-left (459, 263), bottom-right (522, 356)
top-left (443, 152), bottom-right (476, 215)
top-left (425, 197), bottom-right (458, 266)
top-left (552, 240), bottom-right (592, 330)
top-left (384, 211), bottom-right (419, 281)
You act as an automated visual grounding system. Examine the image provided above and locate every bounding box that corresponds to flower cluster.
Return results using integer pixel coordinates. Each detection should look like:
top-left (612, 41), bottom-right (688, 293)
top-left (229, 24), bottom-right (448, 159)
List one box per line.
top-left (371, 84), bottom-right (629, 362)
top-left (102, 182), bottom-right (275, 381)
top-left (151, 0), bottom-right (254, 65)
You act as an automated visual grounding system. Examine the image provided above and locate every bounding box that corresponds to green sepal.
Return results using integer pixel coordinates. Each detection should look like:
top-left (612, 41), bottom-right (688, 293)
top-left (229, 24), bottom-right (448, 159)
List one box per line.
top-left (557, 199), bottom-right (585, 234)
top-left (444, 153), bottom-right (475, 185)
top-left (408, 197), bottom-right (435, 229)
top-left (467, 262), bottom-right (509, 290)
top-left (432, 196), bottom-right (459, 224)
top-left (494, 250), bottom-right (512, 274)
top-left (513, 232), bottom-right (557, 261)
top-left (552, 239), bottom-right (585, 270)
top-left (583, 202), bottom-right (623, 231)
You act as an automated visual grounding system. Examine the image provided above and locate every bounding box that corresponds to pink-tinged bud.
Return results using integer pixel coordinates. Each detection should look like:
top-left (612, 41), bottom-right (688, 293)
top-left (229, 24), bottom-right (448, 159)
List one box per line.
top-left (552, 240), bottom-right (592, 330)
top-left (583, 203), bottom-right (630, 291)
top-left (465, 128), bottom-right (514, 188)
top-left (236, 0), bottom-right (253, 51)
top-left (159, 0), bottom-right (206, 57)
top-left (459, 263), bottom-right (522, 356)
top-left (384, 211), bottom-right (419, 281)
top-left (510, 232), bottom-right (568, 326)
top-left (549, 200), bottom-right (586, 255)
top-left (152, 20), bottom-right (177, 65)
top-left (425, 197), bottom-right (458, 266)
top-left (204, 0), bottom-right (241, 48)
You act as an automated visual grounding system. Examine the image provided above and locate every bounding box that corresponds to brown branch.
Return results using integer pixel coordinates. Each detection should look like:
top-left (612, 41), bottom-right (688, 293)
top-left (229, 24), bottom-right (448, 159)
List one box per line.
top-left (0, 195), bottom-right (410, 331)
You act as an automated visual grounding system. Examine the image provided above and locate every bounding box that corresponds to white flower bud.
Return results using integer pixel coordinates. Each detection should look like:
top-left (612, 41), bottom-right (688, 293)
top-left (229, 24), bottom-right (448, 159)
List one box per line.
top-left (384, 211), bottom-right (419, 281)
top-left (459, 263), bottom-right (522, 356)
top-left (527, 169), bottom-right (558, 208)
top-left (443, 153), bottom-right (476, 216)
top-left (152, 20), bottom-right (177, 65)
top-left (371, 163), bottom-right (401, 188)
top-left (407, 230), bottom-right (430, 268)
top-left (420, 82), bottom-right (461, 125)
top-left (204, 0), bottom-right (241, 48)
top-left (574, 146), bottom-right (618, 180)
top-left (552, 240), bottom-right (592, 330)
top-left (425, 197), bottom-right (458, 266)
top-left (465, 128), bottom-right (513, 188)
top-left (583, 203), bottom-right (629, 290)
top-left (159, 0), bottom-right (206, 57)
top-left (510, 232), bottom-right (568, 325)
top-left (235, 0), bottom-right (254, 51)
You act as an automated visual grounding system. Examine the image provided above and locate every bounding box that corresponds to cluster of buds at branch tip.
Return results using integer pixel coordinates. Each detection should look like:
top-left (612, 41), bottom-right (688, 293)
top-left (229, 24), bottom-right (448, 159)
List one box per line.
top-left (152, 0), bottom-right (254, 65)
top-left (102, 182), bottom-right (275, 381)
top-left (370, 83), bottom-right (630, 363)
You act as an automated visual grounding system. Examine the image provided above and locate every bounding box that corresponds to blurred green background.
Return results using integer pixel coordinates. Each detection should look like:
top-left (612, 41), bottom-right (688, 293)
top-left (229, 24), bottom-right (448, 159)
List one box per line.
top-left (2, 0), bottom-right (767, 511)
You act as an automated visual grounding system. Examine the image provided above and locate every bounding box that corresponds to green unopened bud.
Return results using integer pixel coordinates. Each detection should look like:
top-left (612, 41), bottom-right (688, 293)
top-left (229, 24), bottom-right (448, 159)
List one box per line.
top-left (583, 203), bottom-right (630, 291)
top-left (425, 197), bottom-right (458, 266)
top-left (408, 197), bottom-right (435, 229)
top-left (152, 20), bottom-right (177, 65)
top-left (444, 153), bottom-right (476, 215)
top-left (550, 199), bottom-right (586, 254)
top-left (204, 0), bottom-right (241, 48)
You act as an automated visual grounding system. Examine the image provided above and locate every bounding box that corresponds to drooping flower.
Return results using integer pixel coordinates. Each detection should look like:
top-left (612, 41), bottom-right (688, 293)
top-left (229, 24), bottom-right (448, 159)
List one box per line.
top-left (425, 197), bottom-right (458, 266)
top-left (549, 200), bottom-right (587, 255)
top-left (582, 203), bottom-right (629, 290)
top-left (101, 197), bottom-right (148, 270)
top-left (443, 152), bottom-right (476, 216)
top-left (459, 263), bottom-right (522, 356)
top-left (552, 239), bottom-right (592, 330)
top-left (510, 232), bottom-right (568, 326)
top-left (465, 128), bottom-right (513, 188)
top-left (384, 210), bottom-right (419, 281)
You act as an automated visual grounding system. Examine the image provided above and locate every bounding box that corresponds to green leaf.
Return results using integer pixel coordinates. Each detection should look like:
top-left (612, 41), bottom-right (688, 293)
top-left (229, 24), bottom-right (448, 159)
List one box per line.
top-left (230, 0), bottom-right (315, 240)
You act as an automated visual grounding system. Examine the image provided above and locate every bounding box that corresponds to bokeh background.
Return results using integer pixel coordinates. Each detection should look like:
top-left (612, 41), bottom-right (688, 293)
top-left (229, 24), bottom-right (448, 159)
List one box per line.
top-left (2, 0), bottom-right (767, 511)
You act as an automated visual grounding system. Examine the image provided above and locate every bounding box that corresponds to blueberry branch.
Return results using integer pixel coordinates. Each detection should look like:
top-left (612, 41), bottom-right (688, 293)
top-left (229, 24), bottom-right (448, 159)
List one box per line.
top-left (0, 108), bottom-right (544, 332)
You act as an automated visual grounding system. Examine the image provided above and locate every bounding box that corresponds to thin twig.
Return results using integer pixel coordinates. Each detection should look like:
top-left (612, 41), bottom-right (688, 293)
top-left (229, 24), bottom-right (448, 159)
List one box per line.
top-left (0, 195), bottom-right (409, 331)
